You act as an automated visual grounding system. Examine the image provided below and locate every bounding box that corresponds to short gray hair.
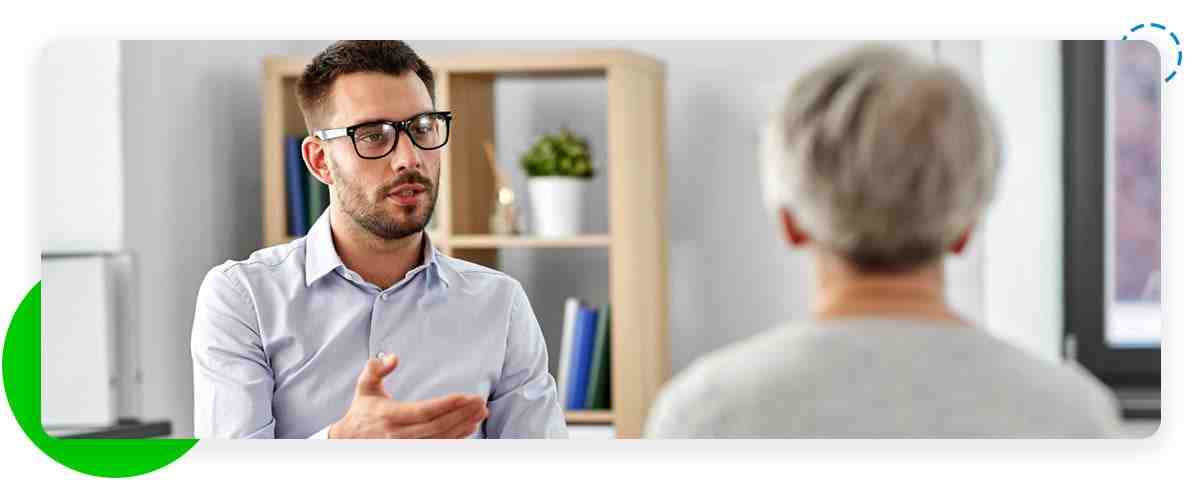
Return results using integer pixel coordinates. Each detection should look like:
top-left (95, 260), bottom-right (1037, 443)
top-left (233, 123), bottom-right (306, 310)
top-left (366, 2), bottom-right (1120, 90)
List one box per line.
top-left (760, 44), bottom-right (1002, 271)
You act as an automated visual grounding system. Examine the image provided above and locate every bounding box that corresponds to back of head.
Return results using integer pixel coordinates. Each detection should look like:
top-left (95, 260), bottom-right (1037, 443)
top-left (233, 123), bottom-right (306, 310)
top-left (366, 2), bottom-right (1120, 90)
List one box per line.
top-left (759, 44), bottom-right (1002, 272)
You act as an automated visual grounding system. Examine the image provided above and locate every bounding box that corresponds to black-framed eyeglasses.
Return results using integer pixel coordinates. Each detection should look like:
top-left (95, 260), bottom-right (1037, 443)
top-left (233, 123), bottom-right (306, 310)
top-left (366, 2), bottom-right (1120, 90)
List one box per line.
top-left (314, 111), bottom-right (453, 160)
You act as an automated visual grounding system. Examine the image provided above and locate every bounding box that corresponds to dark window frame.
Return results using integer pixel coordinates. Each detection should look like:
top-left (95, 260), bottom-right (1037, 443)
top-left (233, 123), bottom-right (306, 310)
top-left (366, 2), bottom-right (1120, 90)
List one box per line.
top-left (1061, 40), bottom-right (1161, 395)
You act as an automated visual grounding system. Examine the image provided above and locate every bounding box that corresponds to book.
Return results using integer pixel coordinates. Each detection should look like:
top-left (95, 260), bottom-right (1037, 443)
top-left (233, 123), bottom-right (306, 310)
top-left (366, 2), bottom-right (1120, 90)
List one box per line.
top-left (597, 305), bottom-right (613, 409)
top-left (585, 304), bottom-right (611, 410)
top-left (306, 172), bottom-right (329, 229)
top-left (284, 135), bottom-right (308, 237)
top-left (566, 305), bottom-right (598, 410)
top-left (556, 298), bottom-right (581, 407)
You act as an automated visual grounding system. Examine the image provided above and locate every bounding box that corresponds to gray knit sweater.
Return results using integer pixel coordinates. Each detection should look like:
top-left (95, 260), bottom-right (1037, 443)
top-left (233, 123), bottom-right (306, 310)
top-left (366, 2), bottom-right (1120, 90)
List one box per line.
top-left (644, 318), bottom-right (1122, 438)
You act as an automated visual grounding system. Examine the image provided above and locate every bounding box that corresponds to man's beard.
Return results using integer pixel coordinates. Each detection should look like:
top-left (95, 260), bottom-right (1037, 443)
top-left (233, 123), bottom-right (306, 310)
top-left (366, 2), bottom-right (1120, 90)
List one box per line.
top-left (330, 158), bottom-right (438, 240)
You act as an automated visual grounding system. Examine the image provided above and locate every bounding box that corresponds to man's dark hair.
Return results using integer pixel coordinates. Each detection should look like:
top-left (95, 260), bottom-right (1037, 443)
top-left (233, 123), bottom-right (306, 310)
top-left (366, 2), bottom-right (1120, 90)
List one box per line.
top-left (295, 40), bottom-right (435, 132)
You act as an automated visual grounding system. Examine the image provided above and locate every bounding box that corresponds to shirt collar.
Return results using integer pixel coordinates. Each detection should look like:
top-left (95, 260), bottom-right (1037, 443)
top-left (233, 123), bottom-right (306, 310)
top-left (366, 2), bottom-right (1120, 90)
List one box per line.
top-left (421, 233), bottom-right (455, 289)
top-left (304, 209), bottom-right (453, 289)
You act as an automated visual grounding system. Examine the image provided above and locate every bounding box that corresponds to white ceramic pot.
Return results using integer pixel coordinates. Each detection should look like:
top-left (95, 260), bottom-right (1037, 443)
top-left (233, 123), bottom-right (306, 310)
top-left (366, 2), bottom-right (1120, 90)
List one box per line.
top-left (527, 176), bottom-right (587, 237)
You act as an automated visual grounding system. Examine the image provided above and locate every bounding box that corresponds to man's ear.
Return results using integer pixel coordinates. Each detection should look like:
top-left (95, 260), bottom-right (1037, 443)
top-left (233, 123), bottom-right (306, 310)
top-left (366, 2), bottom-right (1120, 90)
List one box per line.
top-left (949, 226), bottom-right (974, 255)
top-left (778, 207), bottom-right (810, 248)
top-left (302, 135), bottom-right (332, 186)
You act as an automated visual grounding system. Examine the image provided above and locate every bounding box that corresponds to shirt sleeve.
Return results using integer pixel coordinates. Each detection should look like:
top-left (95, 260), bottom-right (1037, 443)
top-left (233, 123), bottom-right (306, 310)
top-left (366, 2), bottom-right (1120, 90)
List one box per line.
top-left (190, 265), bottom-right (277, 439)
top-left (483, 280), bottom-right (569, 438)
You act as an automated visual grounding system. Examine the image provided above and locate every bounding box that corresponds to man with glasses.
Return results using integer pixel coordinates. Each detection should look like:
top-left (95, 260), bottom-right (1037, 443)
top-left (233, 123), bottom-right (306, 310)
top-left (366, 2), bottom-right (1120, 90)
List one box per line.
top-left (191, 41), bottom-right (568, 439)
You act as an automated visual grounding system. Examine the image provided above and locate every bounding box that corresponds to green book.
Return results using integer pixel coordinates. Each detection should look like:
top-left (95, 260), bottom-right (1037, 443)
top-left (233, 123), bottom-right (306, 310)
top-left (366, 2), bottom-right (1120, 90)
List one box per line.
top-left (585, 303), bottom-right (611, 409)
top-left (306, 174), bottom-right (329, 229)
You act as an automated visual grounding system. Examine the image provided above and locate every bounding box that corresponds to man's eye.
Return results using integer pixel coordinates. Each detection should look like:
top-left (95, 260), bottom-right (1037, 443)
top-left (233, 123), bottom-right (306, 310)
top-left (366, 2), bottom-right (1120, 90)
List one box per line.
top-left (359, 133), bottom-right (386, 143)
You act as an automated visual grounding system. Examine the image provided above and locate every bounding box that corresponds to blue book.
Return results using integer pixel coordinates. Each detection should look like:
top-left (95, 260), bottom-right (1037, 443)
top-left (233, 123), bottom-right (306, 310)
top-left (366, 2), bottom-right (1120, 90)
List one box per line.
top-left (566, 306), bottom-right (598, 410)
top-left (284, 135), bottom-right (308, 237)
top-left (585, 304), bottom-right (611, 409)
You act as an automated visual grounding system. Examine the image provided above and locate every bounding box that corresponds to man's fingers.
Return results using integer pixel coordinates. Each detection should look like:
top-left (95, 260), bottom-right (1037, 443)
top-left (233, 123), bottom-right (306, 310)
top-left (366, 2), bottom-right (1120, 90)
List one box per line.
top-left (447, 407), bottom-right (489, 439)
top-left (355, 354), bottom-right (398, 397)
top-left (441, 414), bottom-right (486, 439)
top-left (382, 394), bottom-right (480, 424)
top-left (404, 401), bottom-right (488, 439)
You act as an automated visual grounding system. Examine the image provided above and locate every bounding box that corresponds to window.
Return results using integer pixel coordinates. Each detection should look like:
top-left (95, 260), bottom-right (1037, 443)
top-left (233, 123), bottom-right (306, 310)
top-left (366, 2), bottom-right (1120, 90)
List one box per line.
top-left (1107, 40), bottom-right (1162, 349)
top-left (1063, 40), bottom-right (1161, 408)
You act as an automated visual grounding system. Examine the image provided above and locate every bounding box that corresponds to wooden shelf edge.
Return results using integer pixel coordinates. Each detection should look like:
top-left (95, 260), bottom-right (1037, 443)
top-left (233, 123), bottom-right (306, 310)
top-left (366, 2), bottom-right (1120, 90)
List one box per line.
top-left (282, 234), bottom-right (610, 250)
top-left (565, 410), bottom-right (614, 425)
top-left (445, 234), bottom-right (611, 249)
top-left (265, 49), bottom-right (665, 82)
top-left (428, 49), bottom-right (663, 75)
top-left (263, 56), bottom-right (308, 77)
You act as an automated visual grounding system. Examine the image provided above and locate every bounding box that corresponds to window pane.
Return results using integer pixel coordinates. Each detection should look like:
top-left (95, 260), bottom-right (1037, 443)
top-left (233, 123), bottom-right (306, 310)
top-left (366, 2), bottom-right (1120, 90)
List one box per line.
top-left (1107, 40), bottom-right (1161, 348)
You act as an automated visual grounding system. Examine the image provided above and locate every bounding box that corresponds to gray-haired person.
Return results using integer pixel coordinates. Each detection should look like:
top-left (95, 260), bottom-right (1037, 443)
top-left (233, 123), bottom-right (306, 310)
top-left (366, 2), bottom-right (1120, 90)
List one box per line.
top-left (644, 45), bottom-right (1122, 438)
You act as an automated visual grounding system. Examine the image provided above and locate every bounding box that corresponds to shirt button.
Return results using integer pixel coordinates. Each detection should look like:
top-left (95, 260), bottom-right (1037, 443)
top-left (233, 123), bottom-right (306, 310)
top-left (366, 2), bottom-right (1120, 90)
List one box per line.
top-left (376, 351), bottom-right (387, 359)
top-left (380, 292), bottom-right (389, 301)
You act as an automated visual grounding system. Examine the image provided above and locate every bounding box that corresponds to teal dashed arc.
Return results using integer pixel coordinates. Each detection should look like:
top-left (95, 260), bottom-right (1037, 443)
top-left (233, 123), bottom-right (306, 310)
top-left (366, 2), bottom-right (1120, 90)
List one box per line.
top-left (1123, 21), bottom-right (1182, 83)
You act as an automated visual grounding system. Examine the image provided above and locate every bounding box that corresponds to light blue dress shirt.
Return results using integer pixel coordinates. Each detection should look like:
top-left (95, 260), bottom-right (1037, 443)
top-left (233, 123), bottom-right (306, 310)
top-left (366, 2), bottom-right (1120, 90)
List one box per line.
top-left (191, 210), bottom-right (567, 438)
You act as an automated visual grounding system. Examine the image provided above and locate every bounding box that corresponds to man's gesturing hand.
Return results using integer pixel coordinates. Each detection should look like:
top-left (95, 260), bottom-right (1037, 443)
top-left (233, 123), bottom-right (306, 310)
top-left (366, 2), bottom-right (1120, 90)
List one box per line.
top-left (329, 354), bottom-right (488, 439)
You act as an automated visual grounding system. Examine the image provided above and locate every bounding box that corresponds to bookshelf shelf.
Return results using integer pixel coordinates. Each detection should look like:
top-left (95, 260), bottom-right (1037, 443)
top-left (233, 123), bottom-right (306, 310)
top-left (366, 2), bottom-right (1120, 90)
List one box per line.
top-left (565, 410), bottom-right (614, 425)
top-left (285, 233), bottom-right (611, 249)
top-left (262, 49), bottom-right (668, 439)
top-left (447, 234), bottom-right (611, 249)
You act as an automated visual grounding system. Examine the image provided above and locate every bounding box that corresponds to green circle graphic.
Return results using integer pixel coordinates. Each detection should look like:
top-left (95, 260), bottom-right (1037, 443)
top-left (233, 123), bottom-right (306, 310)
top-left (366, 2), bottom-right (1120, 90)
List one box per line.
top-left (3, 283), bottom-right (197, 477)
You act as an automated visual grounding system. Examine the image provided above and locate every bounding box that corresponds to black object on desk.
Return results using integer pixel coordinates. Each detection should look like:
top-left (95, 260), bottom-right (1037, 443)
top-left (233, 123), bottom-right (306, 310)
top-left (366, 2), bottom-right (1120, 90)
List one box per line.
top-left (45, 419), bottom-right (172, 439)
top-left (1116, 387), bottom-right (1160, 420)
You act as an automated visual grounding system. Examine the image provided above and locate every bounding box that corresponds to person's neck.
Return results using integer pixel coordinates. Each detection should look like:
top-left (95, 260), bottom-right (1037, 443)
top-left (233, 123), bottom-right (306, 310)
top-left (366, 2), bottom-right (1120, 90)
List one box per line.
top-left (328, 208), bottom-right (425, 290)
top-left (810, 253), bottom-right (963, 325)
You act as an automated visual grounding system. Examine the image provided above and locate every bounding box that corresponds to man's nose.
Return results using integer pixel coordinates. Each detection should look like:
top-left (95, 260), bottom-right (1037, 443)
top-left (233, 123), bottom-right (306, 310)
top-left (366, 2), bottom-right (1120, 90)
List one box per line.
top-left (389, 133), bottom-right (422, 172)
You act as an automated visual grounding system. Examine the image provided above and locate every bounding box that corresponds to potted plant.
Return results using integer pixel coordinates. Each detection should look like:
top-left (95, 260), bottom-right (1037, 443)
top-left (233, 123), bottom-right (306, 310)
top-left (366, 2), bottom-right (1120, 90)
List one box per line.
top-left (520, 128), bottom-right (595, 237)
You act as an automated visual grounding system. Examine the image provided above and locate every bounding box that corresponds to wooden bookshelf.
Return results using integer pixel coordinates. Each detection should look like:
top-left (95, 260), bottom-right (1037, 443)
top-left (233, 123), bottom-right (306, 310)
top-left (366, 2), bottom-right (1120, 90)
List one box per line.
top-left (446, 234), bottom-right (611, 249)
top-left (565, 410), bottom-right (615, 425)
top-left (283, 234), bottom-right (611, 249)
top-left (262, 49), bottom-right (668, 438)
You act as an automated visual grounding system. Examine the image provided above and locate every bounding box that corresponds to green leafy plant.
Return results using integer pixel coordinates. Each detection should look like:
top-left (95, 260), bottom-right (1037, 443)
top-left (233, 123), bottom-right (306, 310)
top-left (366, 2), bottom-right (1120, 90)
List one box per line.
top-left (520, 128), bottom-right (595, 178)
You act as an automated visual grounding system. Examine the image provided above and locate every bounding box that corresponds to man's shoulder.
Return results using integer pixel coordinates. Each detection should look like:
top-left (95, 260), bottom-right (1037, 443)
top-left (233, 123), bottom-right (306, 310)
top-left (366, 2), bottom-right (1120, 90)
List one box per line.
top-left (686, 321), bottom-right (826, 379)
top-left (1004, 351), bottom-right (1124, 429)
top-left (646, 323), bottom-right (820, 437)
top-left (649, 321), bottom-right (1124, 437)
top-left (207, 238), bottom-right (306, 282)
top-left (954, 331), bottom-right (1124, 435)
top-left (947, 326), bottom-right (1119, 406)
top-left (436, 252), bottom-right (520, 288)
top-left (194, 240), bottom-right (307, 330)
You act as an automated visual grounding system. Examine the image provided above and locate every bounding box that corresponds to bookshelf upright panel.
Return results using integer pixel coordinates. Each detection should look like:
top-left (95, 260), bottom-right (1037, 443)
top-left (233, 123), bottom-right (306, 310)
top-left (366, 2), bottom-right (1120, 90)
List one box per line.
top-left (262, 57), bottom-right (313, 247)
top-left (440, 72), bottom-right (498, 267)
top-left (607, 62), bottom-right (669, 438)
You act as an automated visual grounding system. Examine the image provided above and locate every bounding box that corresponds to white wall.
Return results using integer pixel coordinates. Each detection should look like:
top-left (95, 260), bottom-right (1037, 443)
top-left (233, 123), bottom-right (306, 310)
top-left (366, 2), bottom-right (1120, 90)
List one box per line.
top-left (406, 41), bottom-right (955, 373)
top-left (37, 40), bottom-right (123, 253)
top-left (35, 40), bottom-right (133, 428)
top-left (421, 40), bottom-right (1071, 376)
top-left (84, 40), bottom-right (1042, 437)
top-left (490, 75), bottom-right (611, 371)
top-left (119, 40), bottom-right (328, 437)
top-left (977, 41), bottom-right (1065, 362)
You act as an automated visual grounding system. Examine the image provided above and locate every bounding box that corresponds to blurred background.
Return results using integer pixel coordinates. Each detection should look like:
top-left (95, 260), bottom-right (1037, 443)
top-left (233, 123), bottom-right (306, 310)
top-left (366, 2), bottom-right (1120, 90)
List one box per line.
top-left (36, 40), bottom-right (1161, 438)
